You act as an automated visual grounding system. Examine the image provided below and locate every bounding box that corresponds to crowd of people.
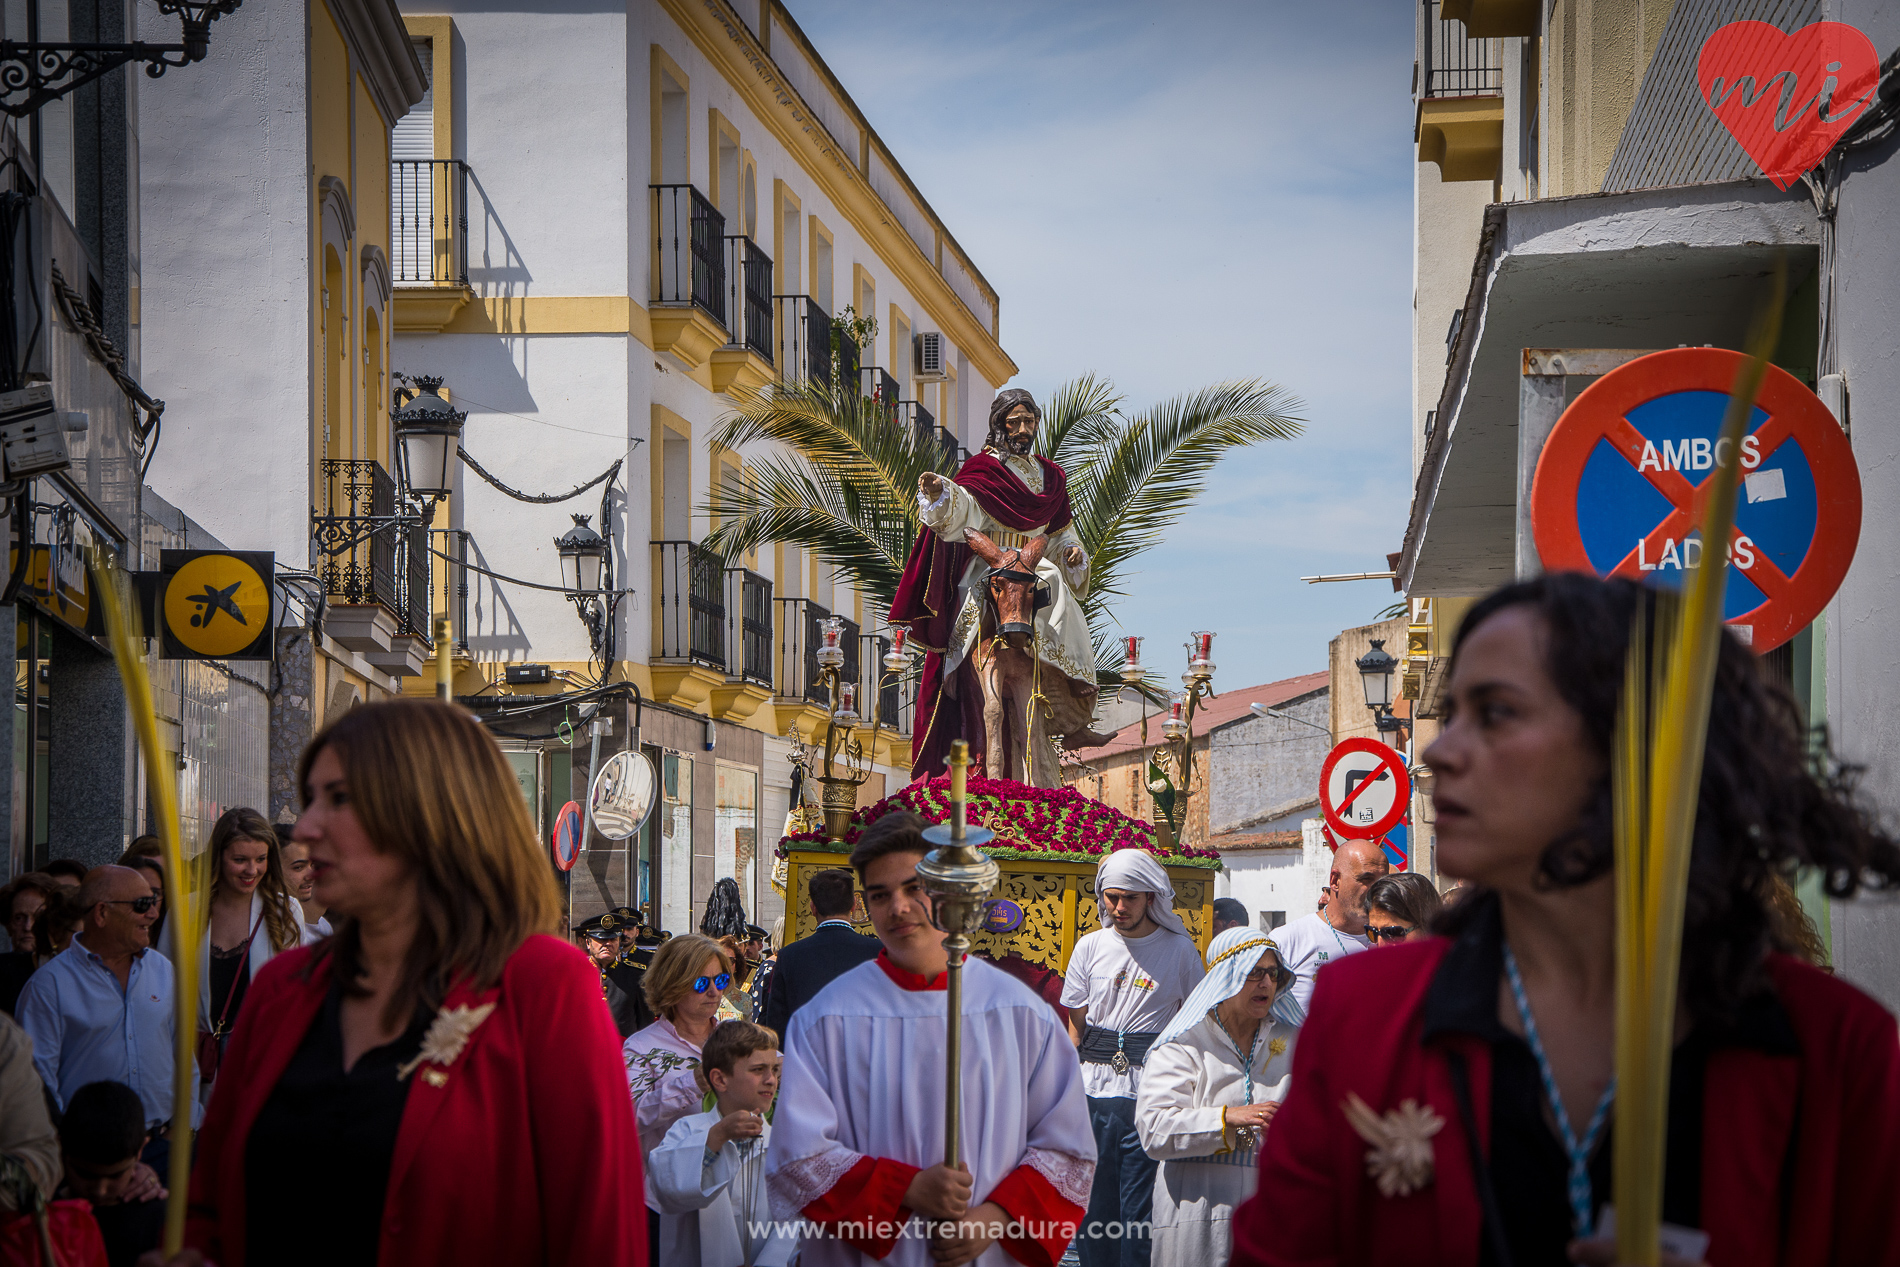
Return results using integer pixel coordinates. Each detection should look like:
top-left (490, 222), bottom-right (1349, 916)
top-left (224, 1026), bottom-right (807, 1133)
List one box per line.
top-left (0, 573), bottom-right (1895, 1267)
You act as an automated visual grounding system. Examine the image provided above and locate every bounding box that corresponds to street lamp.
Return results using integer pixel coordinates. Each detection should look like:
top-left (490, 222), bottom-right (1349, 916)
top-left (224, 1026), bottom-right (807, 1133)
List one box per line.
top-left (1355, 638), bottom-right (1406, 741)
top-left (554, 514), bottom-right (610, 661)
top-left (393, 376), bottom-right (466, 502)
top-left (554, 514), bottom-right (608, 594)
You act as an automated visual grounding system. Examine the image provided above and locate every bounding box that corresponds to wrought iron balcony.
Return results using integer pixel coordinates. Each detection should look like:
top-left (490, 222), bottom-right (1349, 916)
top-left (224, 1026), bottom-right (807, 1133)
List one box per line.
top-left (313, 459), bottom-right (432, 638)
top-left (392, 160), bottom-right (469, 285)
top-left (725, 567), bottom-right (773, 686)
top-left (777, 597), bottom-right (831, 706)
top-left (862, 634), bottom-right (899, 728)
top-left (653, 184), bottom-right (726, 325)
top-left (1419, 0), bottom-right (1503, 99)
top-left (774, 294), bottom-right (832, 388)
top-left (837, 328), bottom-right (861, 384)
top-left (893, 400), bottom-right (965, 467)
top-left (654, 541), bottom-right (727, 668)
top-left (723, 236), bottom-right (774, 362)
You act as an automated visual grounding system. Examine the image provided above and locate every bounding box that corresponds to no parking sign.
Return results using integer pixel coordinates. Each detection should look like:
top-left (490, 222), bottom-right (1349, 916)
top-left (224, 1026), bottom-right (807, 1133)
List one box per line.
top-left (1531, 349), bottom-right (1861, 652)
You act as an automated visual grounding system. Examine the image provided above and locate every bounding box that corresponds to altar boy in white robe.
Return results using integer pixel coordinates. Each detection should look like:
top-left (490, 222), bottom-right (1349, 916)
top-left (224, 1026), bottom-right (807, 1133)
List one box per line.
top-left (652, 1019), bottom-right (797, 1267)
top-left (765, 811), bottom-right (1097, 1267)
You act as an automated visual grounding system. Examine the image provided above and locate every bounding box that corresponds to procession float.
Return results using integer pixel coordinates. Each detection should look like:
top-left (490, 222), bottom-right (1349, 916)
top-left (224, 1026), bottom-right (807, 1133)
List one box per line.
top-left (763, 388), bottom-right (1243, 974)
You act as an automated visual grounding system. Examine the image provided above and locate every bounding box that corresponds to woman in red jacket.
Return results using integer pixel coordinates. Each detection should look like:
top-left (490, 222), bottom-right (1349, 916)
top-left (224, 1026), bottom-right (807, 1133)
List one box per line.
top-left (1233, 574), bottom-right (1900, 1267)
top-left (148, 699), bottom-right (646, 1267)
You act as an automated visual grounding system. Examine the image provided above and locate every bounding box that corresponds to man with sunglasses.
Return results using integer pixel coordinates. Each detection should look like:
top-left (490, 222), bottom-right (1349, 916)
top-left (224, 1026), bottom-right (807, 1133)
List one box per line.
top-left (1267, 839), bottom-right (1389, 1024)
top-left (16, 866), bottom-right (201, 1141)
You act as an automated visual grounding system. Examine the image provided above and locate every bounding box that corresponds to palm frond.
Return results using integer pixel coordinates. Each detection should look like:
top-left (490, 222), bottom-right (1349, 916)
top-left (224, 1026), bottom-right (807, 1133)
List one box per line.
top-left (704, 383), bottom-right (954, 611)
top-left (1037, 373), bottom-right (1123, 468)
top-left (699, 374), bottom-right (1304, 652)
top-left (1067, 379), bottom-right (1304, 629)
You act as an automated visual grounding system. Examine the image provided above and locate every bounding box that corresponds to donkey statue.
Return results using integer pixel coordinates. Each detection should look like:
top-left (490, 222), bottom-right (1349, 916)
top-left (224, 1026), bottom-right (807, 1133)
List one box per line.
top-left (963, 527), bottom-right (1116, 786)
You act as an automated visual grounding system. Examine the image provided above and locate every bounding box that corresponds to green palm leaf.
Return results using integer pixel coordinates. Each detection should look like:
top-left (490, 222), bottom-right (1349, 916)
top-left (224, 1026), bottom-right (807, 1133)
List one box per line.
top-left (700, 375), bottom-right (1303, 666)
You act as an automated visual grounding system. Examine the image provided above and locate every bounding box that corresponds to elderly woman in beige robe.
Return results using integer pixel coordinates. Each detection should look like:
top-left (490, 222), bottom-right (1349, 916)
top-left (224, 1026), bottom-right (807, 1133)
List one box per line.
top-left (1135, 927), bottom-right (1300, 1267)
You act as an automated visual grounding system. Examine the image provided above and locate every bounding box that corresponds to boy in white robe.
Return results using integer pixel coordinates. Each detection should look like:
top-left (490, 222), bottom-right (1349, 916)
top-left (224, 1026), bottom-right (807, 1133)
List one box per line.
top-left (652, 1020), bottom-right (796, 1267)
top-left (765, 810), bottom-right (1097, 1267)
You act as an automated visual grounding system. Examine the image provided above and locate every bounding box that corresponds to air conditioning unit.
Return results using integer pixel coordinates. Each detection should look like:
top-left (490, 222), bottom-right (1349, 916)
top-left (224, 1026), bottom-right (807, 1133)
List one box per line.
top-left (914, 331), bottom-right (946, 381)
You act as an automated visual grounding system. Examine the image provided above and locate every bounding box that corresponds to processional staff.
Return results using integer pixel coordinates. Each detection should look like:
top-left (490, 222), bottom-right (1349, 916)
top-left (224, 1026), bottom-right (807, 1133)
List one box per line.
top-left (917, 740), bottom-right (1000, 1170)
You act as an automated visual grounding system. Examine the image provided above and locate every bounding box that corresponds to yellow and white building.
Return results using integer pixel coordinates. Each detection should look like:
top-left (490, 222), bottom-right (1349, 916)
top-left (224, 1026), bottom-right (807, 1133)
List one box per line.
top-left (375, 0), bottom-right (1015, 934)
top-left (136, 0), bottom-right (428, 815)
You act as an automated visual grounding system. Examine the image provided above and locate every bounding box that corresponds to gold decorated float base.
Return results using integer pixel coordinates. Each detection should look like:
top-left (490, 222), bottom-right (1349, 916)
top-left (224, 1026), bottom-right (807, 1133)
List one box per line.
top-left (783, 850), bottom-right (1213, 973)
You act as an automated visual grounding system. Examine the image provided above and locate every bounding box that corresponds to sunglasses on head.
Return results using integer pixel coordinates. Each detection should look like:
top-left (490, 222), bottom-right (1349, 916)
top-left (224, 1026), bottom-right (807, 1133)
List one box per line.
top-left (1365, 923), bottom-right (1412, 943)
top-left (692, 973), bottom-right (732, 994)
top-left (102, 896), bottom-right (160, 914)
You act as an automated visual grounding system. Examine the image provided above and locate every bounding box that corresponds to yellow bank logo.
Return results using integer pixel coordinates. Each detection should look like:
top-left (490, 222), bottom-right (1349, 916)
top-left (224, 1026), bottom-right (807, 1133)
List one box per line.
top-left (163, 553), bottom-right (270, 658)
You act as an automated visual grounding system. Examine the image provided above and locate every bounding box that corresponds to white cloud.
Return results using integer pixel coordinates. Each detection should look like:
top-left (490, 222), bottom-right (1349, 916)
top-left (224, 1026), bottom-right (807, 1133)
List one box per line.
top-left (790, 0), bottom-right (1416, 684)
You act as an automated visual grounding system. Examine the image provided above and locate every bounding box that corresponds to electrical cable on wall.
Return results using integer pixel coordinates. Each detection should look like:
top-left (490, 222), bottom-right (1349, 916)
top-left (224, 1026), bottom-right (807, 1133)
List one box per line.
top-left (458, 447), bottom-right (623, 504)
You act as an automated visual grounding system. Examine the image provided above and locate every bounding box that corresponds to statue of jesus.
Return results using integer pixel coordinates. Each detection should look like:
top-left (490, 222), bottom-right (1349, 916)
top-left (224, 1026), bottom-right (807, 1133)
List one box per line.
top-left (891, 389), bottom-right (1113, 785)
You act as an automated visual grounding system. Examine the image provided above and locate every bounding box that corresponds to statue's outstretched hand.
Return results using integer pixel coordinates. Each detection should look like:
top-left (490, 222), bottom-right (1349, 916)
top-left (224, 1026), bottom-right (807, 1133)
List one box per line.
top-left (1064, 545), bottom-right (1085, 569)
top-left (920, 472), bottom-right (943, 501)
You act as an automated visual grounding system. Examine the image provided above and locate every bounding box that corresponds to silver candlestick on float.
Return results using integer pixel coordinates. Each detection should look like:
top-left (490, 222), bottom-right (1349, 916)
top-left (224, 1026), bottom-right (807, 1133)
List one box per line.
top-left (917, 739), bottom-right (1000, 1170)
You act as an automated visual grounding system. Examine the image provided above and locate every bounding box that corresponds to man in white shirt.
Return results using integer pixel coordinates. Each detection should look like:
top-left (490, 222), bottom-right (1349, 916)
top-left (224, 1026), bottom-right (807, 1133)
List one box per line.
top-left (1060, 850), bottom-right (1205, 1267)
top-left (1269, 838), bottom-right (1389, 1022)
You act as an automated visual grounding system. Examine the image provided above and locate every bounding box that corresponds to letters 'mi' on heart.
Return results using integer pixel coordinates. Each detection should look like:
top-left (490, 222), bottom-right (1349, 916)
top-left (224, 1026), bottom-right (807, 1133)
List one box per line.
top-left (1697, 20), bottom-right (1880, 190)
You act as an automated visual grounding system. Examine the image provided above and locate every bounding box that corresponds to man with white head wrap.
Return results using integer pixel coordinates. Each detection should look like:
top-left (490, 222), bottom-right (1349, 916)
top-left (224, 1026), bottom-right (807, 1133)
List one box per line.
top-left (1060, 849), bottom-right (1205, 1267)
top-left (1134, 927), bottom-right (1299, 1267)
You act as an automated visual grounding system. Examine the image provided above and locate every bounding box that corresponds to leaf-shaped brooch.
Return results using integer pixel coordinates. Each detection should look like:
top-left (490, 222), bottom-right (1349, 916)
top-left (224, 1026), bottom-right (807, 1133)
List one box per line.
top-left (397, 1002), bottom-right (498, 1085)
top-left (1341, 1093), bottom-right (1444, 1198)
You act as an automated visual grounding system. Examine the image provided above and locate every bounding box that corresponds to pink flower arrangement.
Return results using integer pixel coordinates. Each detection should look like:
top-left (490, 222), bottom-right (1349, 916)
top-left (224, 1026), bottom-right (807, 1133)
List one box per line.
top-left (777, 774), bottom-right (1222, 868)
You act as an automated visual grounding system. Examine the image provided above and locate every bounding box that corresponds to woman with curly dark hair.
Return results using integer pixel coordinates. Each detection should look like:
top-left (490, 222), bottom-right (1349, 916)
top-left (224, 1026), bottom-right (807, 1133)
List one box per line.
top-left (1232, 573), bottom-right (1900, 1267)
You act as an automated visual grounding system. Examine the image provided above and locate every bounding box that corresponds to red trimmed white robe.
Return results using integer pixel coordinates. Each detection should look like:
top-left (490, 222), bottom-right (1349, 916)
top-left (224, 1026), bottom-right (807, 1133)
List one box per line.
top-left (765, 953), bottom-right (1096, 1265)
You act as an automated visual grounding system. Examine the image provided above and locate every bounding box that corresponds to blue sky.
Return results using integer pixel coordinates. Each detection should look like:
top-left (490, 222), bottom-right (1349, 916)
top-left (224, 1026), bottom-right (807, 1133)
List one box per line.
top-left (791, 0), bottom-right (1417, 690)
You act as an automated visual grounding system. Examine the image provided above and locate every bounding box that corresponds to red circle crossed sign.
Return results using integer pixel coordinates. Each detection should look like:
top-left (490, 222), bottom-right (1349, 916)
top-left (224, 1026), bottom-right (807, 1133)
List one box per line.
top-left (1320, 738), bottom-right (1410, 841)
top-left (1531, 348), bottom-right (1861, 654)
top-left (551, 801), bottom-right (584, 872)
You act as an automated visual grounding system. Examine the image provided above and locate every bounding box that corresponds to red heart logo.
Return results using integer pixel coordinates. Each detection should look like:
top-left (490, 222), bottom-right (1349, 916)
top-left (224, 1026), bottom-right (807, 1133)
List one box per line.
top-left (1698, 21), bottom-right (1879, 190)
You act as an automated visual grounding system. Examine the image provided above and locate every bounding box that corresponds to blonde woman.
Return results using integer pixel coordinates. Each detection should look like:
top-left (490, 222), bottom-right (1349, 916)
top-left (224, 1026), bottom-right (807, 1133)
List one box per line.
top-left (624, 933), bottom-right (733, 1262)
top-left (199, 808), bottom-right (314, 1084)
top-left (1135, 926), bottom-right (1299, 1267)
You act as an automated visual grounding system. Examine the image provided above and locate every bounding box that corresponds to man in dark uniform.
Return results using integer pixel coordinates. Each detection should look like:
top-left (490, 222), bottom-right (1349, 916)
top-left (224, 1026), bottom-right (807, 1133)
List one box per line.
top-left (577, 912), bottom-right (654, 1038)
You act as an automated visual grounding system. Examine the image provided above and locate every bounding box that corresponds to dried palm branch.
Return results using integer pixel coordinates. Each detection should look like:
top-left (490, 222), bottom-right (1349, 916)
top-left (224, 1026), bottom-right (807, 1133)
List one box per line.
top-left (1611, 265), bottom-right (1785, 1265)
top-left (87, 551), bottom-right (213, 1256)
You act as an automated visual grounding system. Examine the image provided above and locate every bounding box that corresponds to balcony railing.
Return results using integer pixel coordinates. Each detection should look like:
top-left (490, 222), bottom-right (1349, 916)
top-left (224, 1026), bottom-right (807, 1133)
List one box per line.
top-left (774, 294), bottom-right (831, 388)
top-left (392, 160), bottom-right (469, 285)
top-left (897, 667), bottom-right (917, 736)
top-left (725, 567), bottom-right (773, 686)
top-left (653, 185), bottom-right (726, 324)
top-left (315, 459), bottom-right (433, 637)
top-left (723, 236), bottom-right (774, 361)
top-left (861, 365), bottom-right (898, 405)
top-left (837, 614), bottom-right (861, 691)
top-left (862, 634), bottom-right (899, 728)
top-left (836, 328), bottom-right (861, 384)
top-left (894, 400), bottom-right (966, 468)
top-left (776, 597), bottom-right (831, 706)
top-left (433, 527), bottom-right (470, 651)
top-left (654, 541), bottom-right (727, 668)
top-left (1420, 0), bottom-right (1503, 99)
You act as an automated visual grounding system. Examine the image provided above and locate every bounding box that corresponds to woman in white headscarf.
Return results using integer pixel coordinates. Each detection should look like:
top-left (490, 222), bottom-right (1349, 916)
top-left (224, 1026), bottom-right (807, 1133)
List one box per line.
top-left (1134, 926), bottom-right (1299, 1267)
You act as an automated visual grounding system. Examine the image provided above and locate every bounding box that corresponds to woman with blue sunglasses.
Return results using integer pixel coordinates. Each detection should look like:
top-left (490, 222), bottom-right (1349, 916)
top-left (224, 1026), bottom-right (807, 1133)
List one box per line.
top-left (624, 933), bottom-right (735, 1264)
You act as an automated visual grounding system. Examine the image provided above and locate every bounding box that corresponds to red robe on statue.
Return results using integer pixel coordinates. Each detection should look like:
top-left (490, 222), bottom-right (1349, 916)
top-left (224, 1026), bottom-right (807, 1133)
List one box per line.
top-left (891, 450), bottom-right (1075, 781)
